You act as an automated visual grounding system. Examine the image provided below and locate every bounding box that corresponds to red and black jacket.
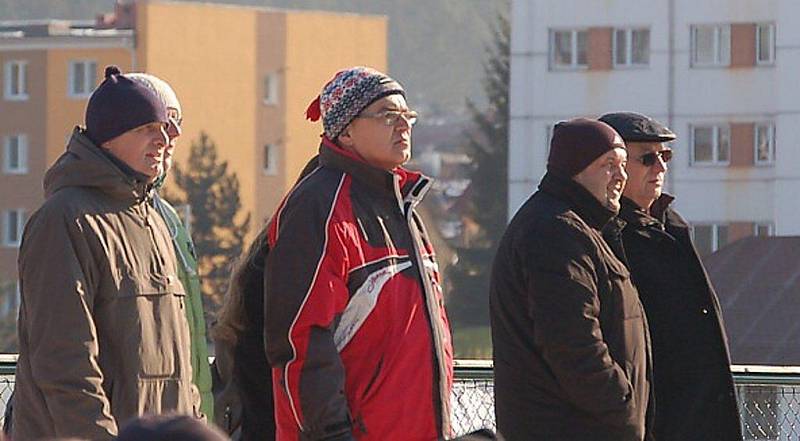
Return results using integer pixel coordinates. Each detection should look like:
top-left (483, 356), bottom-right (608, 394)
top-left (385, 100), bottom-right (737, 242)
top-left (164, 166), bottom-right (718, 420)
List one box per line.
top-left (265, 139), bottom-right (453, 441)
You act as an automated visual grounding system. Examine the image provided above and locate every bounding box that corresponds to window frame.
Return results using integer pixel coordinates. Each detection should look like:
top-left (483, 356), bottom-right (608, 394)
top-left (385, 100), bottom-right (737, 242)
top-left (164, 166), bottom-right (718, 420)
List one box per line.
top-left (754, 222), bottom-right (773, 237)
top-left (549, 28), bottom-right (588, 70)
top-left (3, 60), bottom-right (28, 101)
top-left (692, 222), bottom-right (729, 255)
top-left (2, 134), bottom-right (28, 174)
top-left (691, 24), bottom-right (731, 67)
top-left (612, 27), bottom-right (650, 68)
top-left (690, 124), bottom-right (731, 166)
top-left (2, 209), bottom-right (26, 248)
top-left (756, 23), bottom-right (776, 66)
top-left (67, 60), bottom-right (98, 98)
top-left (263, 143), bottom-right (277, 176)
top-left (263, 72), bottom-right (279, 105)
top-left (754, 122), bottom-right (776, 166)
top-left (0, 280), bottom-right (20, 317)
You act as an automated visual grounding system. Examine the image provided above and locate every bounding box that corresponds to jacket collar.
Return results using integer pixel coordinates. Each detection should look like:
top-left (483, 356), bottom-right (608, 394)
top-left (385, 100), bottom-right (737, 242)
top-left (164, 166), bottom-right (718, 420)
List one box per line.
top-left (539, 172), bottom-right (617, 230)
top-left (618, 194), bottom-right (676, 229)
top-left (44, 127), bottom-right (153, 203)
top-left (318, 136), bottom-right (432, 208)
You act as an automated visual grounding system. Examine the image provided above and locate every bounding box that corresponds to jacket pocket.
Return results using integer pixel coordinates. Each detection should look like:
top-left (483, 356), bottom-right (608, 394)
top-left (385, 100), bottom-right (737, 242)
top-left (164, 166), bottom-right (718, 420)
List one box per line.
top-left (115, 273), bottom-right (189, 378)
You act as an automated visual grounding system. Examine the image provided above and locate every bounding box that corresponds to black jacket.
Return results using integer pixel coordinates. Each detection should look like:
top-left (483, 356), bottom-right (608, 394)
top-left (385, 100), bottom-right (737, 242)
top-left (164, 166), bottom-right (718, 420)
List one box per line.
top-left (490, 173), bottom-right (652, 441)
top-left (603, 196), bottom-right (741, 441)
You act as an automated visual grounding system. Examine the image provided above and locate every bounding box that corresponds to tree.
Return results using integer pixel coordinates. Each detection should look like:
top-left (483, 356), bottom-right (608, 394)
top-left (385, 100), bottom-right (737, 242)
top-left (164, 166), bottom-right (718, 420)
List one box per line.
top-left (445, 11), bottom-right (509, 350)
top-left (168, 132), bottom-right (251, 311)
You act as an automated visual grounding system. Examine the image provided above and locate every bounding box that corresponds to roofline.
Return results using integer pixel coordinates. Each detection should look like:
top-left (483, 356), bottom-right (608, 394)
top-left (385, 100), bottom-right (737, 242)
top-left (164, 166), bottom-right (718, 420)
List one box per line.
top-left (0, 19), bottom-right (95, 27)
top-left (0, 34), bottom-right (135, 51)
top-left (150, 0), bottom-right (387, 20)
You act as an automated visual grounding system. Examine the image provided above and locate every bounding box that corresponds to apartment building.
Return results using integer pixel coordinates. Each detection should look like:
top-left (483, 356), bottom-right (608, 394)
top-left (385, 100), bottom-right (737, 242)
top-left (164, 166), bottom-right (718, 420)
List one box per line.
top-left (509, 0), bottom-right (799, 256)
top-left (0, 0), bottom-right (388, 298)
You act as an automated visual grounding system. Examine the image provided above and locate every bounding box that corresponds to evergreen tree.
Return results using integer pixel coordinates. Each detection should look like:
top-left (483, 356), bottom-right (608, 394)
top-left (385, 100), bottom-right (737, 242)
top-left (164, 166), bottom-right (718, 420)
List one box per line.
top-left (445, 12), bottom-right (509, 346)
top-left (169, 132), bottom-right (251, 310)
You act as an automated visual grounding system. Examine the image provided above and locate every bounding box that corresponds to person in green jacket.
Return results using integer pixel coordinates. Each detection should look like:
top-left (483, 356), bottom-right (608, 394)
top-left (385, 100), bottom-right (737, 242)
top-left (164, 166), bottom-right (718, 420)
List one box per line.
top-left (128, 73), bottom-right (214, 420)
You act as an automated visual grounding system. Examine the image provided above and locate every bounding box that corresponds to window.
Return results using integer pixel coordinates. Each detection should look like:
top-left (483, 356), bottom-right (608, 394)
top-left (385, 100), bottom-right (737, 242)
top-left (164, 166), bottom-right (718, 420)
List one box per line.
top-left (755, 223), bottom-right (773, 237)
top-left (2, 134), bottom-right (28, 174)
top-left (263, 72), bottom-right (278, 105)
top-left (692, 223), bottom-right (729, 256)
top-left (2, 209), bottom-right (26, 247)
top-left (692, 25), bottom-right (731, 66)
top-left (756, 23), bottom-right (775, 65)
top-left (550, 29), bottom-right (588, 69)
top-left (754, 123), bottom-right (775, 165)
top-left (692, 125), bottom-right (730, 165)
top-left (0, 281), bottom-right (19, 318)
top-left (3, 60), bottom-right (28, 100)
top-left (263, 143), bottom-right (277, 175)
top-left (614, 28), bottom-right (650, 67)
top-left (68, 61), bottom-right (97, 97)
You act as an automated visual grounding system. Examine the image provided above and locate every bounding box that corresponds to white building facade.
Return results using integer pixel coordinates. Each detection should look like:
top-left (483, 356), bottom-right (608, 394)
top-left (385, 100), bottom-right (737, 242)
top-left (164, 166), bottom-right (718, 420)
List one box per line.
top-left (510, 0), bottom-right (800, 256)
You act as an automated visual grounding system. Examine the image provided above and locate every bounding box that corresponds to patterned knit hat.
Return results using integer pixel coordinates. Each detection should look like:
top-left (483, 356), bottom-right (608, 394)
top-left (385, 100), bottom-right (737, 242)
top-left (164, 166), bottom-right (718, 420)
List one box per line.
top-left (305, 66), bottom-right (405, 139)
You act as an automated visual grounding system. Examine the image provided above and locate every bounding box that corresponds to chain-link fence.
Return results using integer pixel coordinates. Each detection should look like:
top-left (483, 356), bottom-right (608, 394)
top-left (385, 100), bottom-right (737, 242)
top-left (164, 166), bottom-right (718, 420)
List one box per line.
top-left (0, 363), bottom-right (798, 439)
top-left (448, 365), bottom-right (800, 440)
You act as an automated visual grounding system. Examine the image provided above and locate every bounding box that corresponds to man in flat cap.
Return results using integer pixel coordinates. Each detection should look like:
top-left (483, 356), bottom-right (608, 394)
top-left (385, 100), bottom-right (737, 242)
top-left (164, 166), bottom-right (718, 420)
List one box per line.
top-left (264, 67), bottom-right (452, 440)
top-left (600, 112), bottom-right (741, 441)
top-left (490, 118), bottom-right (652, 441)
top-left (14, 66), bottom-right (199, 441)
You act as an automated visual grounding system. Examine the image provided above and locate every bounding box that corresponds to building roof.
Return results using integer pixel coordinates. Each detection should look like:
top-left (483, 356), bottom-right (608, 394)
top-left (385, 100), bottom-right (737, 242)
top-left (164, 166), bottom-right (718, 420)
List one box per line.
top-left (705, 236), bottom-right (800, 365)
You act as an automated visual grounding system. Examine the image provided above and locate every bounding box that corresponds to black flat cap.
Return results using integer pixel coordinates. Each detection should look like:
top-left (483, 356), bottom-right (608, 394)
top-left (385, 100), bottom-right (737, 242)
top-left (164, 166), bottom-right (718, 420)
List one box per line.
top-left (598, 111), bottom-right (676, 143)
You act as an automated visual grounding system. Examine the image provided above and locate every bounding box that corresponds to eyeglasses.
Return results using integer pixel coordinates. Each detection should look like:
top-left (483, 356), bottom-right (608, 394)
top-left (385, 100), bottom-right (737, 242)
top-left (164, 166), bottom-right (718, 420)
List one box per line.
top-left (638, 150), bottom-right (673, 167)
top-left (358, 109), bottom-right (418, 127)
top-left (167, 108), bottom-right (183, 127)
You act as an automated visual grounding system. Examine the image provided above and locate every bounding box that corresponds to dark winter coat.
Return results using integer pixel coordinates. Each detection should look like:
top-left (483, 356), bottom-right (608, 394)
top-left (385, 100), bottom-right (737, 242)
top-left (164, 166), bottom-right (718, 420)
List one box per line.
top-left (490, 173), bottom-right (652, 441)
top-left (603, 195), bottom-right (741, 441)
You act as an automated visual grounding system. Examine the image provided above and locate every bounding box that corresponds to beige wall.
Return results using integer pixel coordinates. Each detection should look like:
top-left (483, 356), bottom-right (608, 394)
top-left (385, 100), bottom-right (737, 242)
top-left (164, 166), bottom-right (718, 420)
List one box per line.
top-left (254, 11), bottom-right (288, 228)
top-left (136, 0), bottom-right (259, 235)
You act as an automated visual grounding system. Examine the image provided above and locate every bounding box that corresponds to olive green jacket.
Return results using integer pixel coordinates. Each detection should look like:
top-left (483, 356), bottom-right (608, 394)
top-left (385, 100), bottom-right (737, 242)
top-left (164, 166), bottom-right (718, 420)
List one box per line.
top-left (153, 194), bottom-right (215, 421)
top-left (15, 129), bottom-right (199, 441)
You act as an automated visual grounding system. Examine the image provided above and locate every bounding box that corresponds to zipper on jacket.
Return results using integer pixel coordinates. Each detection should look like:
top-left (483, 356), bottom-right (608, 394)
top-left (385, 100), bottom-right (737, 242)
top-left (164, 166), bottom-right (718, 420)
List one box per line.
top-left (396, 181), bottom-right (452, 435)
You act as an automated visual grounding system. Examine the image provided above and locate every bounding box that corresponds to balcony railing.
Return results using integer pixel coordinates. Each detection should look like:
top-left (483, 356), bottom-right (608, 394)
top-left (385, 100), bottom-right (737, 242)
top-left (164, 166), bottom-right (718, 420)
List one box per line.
top-left (0, 356), bottom-right (798, 440)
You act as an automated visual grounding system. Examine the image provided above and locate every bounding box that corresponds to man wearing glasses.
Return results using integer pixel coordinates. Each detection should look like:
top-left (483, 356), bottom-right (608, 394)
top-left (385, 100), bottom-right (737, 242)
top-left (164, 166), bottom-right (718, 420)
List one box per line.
top-left (264, 67), bottom-right (452, 440)
top-left (600, 112), bottom-right (741, 441)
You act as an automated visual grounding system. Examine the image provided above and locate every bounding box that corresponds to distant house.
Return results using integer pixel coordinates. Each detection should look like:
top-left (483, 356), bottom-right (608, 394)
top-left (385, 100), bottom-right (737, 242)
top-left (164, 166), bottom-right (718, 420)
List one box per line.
top-left (705, 236), bottom-right (800, 365)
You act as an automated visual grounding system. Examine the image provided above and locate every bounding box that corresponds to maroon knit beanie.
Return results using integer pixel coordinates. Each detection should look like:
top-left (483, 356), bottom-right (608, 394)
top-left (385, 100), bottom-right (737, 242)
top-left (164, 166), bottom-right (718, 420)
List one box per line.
top-left (85, 65), bottom-right (168, 146)
top-left (547, 118), bottom-right (626, 177)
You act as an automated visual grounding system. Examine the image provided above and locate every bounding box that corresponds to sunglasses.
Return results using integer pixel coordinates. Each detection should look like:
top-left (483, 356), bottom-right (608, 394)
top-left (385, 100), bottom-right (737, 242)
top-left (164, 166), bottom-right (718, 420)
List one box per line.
top-left (638, 150), bottom-right (673, 167)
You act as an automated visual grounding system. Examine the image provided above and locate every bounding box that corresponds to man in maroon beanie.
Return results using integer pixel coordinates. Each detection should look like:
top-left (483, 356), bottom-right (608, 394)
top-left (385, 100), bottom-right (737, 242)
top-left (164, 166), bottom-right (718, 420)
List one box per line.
top-left (490, 118), bottom-right (653, 441)
top-left (14, 66), bottom-right (199, 441)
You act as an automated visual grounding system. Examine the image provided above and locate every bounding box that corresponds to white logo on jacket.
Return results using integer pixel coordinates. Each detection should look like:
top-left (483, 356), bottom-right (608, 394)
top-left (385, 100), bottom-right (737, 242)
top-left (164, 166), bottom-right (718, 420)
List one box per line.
top-left (334, 260), bottom-right (413, 351)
